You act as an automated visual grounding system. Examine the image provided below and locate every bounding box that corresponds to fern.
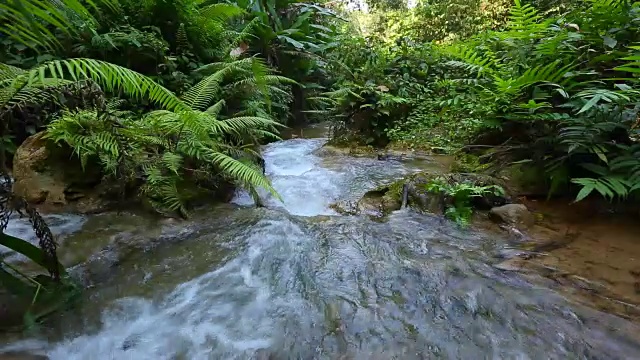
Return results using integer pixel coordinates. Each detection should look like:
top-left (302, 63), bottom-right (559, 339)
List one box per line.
top-left (182, 59), bottom-right (259, 111)
top-left (507, 0), bottom-right (547, 34)
top-left (445, 46), bottom-right (498, 76)
top-left (589, 0), bottom-right (627, 10)
top-left (1, 59), bottom-right (187, 112)
top-left (198, 3), bottom-right (245, 21)
top-left (175, 23), bottom-right (191, 53)
top-left (0, 0), bottom-right (118, 51)
top-left (11, 55), bottom-right (286, 215)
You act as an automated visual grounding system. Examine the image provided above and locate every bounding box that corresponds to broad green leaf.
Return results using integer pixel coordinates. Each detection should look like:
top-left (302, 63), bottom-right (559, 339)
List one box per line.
top-left (278, 36), bottom-right (305, 49)
top-left (574, 183), bottom-right (594, 202)
top-left (0, 232), bottom-right (67, 277)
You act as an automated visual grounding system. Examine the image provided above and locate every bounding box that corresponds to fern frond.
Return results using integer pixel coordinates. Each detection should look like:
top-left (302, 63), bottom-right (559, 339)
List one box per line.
top-left (217, 116), bottom-right (282, 136)
top-left (198, 3), bottom-right (244, 21)
top-left (227, 75), bottom-right (296, 90)
top-left (589, 0), bottom-right (627, 10)
top-left (0, 0), bottom-right (118, 51)
top-left (445, 46), bottom-right (498, 76)
top-left (573, 89), bottom-right (635, 114)
top-left (0, 63), bottom-right (26, 82)
top-left (162, 152), bottom-right (183, 175)
top-left (508, 0), bottom-right (543, 31)
top-left (14, 59), bottom-right (186, 111)
top-left (182, 65), bottom-right (237, 110)
top-left (1, 75), bottom-right (75, 114)
top-left (207, 151), bottom-right (280, 200)
top-left (176, 23), bottom-right (190, 52)
top-left (205, 99), bottom-right (226, 116)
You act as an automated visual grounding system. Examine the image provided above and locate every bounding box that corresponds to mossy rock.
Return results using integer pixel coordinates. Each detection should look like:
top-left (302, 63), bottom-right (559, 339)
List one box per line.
top-left (12, 132), bottom-right (116, 213)
top-left (330, 185), bottom-right (402, 218)
top-left (318, 144), bottom-right (377, 158)
top-left (340, 171), bottom-right (512, 217)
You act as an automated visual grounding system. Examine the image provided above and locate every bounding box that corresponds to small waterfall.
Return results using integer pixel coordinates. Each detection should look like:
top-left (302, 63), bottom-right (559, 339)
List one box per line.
top-left (400, 183), bottom-right (409, 209)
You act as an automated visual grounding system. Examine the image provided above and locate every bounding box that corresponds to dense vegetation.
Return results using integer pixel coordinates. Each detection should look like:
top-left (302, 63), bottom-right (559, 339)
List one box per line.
top-left (0, 0), bottom-right (339, 324)
top-left (328, 0), bottom-right (640, 204)
top-left (1, 0), bottom-right (639, 324)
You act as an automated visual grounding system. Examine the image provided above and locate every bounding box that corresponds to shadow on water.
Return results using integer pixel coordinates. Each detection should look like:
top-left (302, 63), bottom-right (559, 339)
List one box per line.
top-left (2, 137), bottom-right (640, 359)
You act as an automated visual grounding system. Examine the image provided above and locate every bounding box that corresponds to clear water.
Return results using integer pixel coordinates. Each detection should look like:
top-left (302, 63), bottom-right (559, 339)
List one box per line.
top-left (2, 138), bottom-right (640, 359)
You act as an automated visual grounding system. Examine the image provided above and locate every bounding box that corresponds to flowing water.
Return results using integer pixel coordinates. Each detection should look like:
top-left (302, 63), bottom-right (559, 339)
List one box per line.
top-left (2, 137), bottom-right (640, 359)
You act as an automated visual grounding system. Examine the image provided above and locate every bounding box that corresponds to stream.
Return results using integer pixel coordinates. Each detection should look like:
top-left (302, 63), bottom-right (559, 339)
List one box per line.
top-left (2, 136), bottom-right (640, 359)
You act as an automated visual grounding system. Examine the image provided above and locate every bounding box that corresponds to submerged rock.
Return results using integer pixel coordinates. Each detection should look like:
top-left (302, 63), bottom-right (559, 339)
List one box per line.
top-left (489, 204), bottom-right (535, 230)
top-left (12, 132), bottom-right (114, 214)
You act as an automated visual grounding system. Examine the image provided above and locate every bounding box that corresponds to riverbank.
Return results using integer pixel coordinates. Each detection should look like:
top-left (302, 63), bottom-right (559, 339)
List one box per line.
top-left (484, 198), bottom-right (640, 321)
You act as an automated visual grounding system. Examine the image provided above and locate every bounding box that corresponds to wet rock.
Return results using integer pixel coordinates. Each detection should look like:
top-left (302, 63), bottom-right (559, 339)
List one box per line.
top-left (357, 188), bottom-right (402, 216)
top-left (329, 200), bottom-right (358, 215)
top-left (121, 335), bottom-right (140, 351)
top-left (0, 352), bottom-right (48, 360)
top-left (494, 258), bottom-right (529, 272)
top-left (493, 257), bottom-right (557, 275)
top-left (330, 186), bottom-right (402, 217)
top-left (67, 216), bottom-right (206, 288)
top-left (376, 152), bottom-right (407, 161)
top-left (12, 132), bottom-right (113, 213)
top-left (489, 204), bottom-right (535, 230)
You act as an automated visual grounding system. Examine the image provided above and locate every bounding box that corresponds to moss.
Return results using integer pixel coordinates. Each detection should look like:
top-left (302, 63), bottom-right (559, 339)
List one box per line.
top-left (451, 152), bottom-right (491, 173)
top-left (384, 178), bottom-right (407, 202)
top-left (321, 142), bottom-right (377, 157)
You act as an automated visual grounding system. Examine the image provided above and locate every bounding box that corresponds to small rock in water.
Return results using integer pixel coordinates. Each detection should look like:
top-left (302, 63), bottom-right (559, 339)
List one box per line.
top-left (121, 335), bottom-right (140, 351)
top-left (489, 204), bottom-right (535, 230)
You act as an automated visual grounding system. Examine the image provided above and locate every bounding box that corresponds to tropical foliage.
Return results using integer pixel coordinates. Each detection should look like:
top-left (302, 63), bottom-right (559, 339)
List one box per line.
top-left (330, 0), bottom-right (640, 204)
top-left (425, 177), bottom-right (505, 225)
top-left (3, 0), bottom-right (640, 322)
top-left (0, 0), bottom-right (337, 315)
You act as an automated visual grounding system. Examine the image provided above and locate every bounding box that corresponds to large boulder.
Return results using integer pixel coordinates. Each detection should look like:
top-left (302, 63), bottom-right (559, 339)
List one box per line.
top-left (12, 132), bottom-right (112, 213)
